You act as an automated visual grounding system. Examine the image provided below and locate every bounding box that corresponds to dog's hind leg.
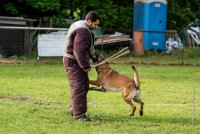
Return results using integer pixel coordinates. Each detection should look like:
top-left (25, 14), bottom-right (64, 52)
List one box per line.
top-left (133, 98), bottom-right (144, 116)
top-left (122, 94), bottom-right (136, 116)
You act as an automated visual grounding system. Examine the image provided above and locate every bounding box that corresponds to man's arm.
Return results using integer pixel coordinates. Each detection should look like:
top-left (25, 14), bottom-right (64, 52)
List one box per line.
top-left (73, 28), bottom-right (91, 71)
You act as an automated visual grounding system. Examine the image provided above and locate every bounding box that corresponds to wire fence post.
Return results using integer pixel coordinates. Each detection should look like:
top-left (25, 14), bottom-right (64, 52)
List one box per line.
top-left (192, 87), bottom-right (196, 125)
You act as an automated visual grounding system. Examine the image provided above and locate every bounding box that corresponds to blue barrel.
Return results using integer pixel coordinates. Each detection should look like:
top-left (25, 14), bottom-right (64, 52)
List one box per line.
top-left (133, 0), bottom-right (167, 51)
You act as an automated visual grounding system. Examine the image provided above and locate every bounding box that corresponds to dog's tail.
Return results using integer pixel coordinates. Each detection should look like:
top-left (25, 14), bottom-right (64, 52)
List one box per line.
top-left (132, 65), bottom-right (140, 88)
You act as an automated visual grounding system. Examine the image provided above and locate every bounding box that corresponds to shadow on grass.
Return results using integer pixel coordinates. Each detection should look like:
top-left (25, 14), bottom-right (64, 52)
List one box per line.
top-left (91, 113), bottom-right (198, 126)
top-left (140, 115), bottom-right (197, 125)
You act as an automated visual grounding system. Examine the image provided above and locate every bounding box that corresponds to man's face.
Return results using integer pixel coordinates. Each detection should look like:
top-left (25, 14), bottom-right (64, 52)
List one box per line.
top-left (87, 19), bottom-right (100, 29)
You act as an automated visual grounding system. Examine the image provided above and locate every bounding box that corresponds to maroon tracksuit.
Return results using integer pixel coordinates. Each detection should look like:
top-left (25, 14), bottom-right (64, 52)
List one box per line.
top-left (63, 28), bottom-right (93, 117)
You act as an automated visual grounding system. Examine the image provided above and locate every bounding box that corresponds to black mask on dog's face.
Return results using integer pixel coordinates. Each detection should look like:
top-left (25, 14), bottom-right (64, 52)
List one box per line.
top-left (94, 55), bottom-right (106, 73)
top-left (95, 55), bottom-right (105, 64)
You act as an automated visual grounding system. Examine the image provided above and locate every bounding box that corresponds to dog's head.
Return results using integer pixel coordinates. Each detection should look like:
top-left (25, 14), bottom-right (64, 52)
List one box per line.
top-left (94, 55), bottom-right (111, 73)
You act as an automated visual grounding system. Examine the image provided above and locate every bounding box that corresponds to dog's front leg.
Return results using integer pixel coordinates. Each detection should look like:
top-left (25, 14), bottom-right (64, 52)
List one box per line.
top-left (89, 75), bottom-right (106, 92)
top-left (89, 86), bottom-right (106, 92)
top-left (89, 73), bottom-right (105, 87)
top-left (89, 80), bottom-right (106, 92)
top-left (89, 80), bottom-right (101, 87)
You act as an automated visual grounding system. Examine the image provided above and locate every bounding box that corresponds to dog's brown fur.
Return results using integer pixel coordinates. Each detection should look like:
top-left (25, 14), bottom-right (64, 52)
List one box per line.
top-left (89, 57), bottom-right (144, 116)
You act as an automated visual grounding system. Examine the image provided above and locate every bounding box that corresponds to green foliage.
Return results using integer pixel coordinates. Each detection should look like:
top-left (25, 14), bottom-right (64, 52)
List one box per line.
top-left (2, 3), bottom-right (19, 15)
top-left (184, 48), bottom-right (200, 58)
top-left (0, 0), bottom-right (133, 29)
top-left (98, 4), bottom-right (132, 29)
top-left (0, 0), bottom-right (199, 30)
top-left (0, 0), bottom-right (61, 18)
top-left (26, 0), bottom-right (61, 13)
top-left (167, 0), bottom-right (200, 30)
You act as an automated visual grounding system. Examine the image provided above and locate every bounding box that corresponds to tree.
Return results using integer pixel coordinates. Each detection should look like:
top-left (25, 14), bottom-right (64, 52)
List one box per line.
top-left (167, 0), bottom-right (200, 30)
top-left (0, 0), bottom-right (199, 30)
top-left (0, 0), bottom-right (61, 18)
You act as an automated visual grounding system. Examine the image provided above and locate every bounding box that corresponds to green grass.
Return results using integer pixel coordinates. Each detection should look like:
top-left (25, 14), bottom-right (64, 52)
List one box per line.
top-left (0, 63), bottom-right (200, 134)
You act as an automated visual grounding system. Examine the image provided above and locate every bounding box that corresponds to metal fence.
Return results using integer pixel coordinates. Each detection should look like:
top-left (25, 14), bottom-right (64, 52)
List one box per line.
top-left (0, 26), bottom-right (199, 65)
top-left (0, 26), bottom-right (68, 59)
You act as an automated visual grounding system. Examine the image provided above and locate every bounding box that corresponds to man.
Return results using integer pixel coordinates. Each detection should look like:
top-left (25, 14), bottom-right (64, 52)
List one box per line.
top-left (63, 11), bottom-right (101, 121)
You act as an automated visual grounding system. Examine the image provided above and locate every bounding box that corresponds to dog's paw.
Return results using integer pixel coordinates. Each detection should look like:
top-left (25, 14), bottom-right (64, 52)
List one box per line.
top-left (129, 113), bottom-right (134, 116)
top-left (139, 111), bottom-right (143, 116)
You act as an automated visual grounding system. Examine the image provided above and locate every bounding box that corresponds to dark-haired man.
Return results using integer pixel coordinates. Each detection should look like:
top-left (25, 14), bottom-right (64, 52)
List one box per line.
top-left (63, 11), bottom-right (101, 121)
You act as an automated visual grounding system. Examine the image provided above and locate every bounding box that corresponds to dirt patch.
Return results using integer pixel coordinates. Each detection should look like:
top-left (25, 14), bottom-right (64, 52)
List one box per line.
top-left (0, 95), bottom-right (31, 101)
top-left (1, 57), bottom-right (199, 66)
top-left (0, 59), bottom-right (39, 64)
top-left (0, 58), bottom-right (62, 64)
top-left (0, 95), bottom-right (63, 106)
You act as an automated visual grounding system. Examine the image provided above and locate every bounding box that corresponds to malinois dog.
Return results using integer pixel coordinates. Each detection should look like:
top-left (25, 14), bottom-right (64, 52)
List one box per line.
top-left (89, 56), bottom-right (144, 116)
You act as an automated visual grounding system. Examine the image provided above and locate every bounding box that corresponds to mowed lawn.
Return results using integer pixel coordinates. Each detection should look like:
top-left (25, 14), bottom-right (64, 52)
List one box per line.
top-left (0, 63), bottom-right (200, 134)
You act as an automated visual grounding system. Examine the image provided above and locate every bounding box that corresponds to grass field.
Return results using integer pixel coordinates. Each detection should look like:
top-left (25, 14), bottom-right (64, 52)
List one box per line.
top-left (0, 63), bottom-right (200, 134)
